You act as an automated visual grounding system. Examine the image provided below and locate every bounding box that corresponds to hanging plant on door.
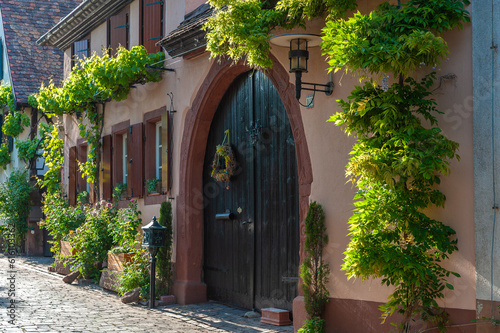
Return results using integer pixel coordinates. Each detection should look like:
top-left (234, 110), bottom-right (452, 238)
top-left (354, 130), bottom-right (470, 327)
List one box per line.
top-left (211, 129), bottom-right (235, 188)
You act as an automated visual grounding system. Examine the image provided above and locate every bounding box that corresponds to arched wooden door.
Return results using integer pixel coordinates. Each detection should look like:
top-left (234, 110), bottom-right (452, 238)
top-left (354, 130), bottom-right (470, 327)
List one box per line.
top-left (203, 71), bottom-right (300, 311)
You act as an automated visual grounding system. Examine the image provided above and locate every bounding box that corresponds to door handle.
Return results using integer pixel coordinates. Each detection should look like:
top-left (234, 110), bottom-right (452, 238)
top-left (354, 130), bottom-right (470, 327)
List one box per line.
top-left (242, 219), bottom-right (253, 225)
top-left (216, 212), bottom-right (235, 220)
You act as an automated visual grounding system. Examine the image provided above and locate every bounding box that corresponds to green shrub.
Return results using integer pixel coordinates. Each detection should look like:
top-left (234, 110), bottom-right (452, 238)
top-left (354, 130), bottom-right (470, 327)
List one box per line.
top-left (71, 201), bottom-right (115, 279)
top-left (156, 201), bottom-right (173, 296)
top-left (0, 169), bottom-right (34, 248)
top-left (118, 248), bottom-right (150, 298)
top-left (40, 189), bottom-right (85, 259)
top-left (301, 201), bottom-right (330, 318)
top-left (109, 198), bottom-right (142, 253)
top-left (298, 317), bottom-right (325, 333)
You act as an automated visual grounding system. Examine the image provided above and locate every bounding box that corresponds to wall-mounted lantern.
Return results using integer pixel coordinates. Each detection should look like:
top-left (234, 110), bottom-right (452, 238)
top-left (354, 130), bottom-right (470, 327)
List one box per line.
top-left (142, 216), bottom-right (166, 308)
top-left (271, 33), bottom-right (333, 103)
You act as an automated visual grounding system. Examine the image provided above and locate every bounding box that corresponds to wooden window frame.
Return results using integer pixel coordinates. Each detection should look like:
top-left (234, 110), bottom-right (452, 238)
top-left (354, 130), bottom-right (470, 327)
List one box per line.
top-left (155, 121), bottom-right (162, 180)
top-left (68, 146), bottom-right (77, 206)
top-left (112, 120), bottom-right (130, 198)
top-left (77, 139), bottom-right (95, 203)
top-left (144, 107), bottom-right (168, 205)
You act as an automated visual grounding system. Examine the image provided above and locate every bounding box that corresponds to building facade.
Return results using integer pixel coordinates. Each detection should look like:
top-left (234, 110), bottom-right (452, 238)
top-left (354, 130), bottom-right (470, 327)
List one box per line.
top-left (37, 0), bottom-right (489, 332)
top-left (0, 0), bottom-right (80, 255)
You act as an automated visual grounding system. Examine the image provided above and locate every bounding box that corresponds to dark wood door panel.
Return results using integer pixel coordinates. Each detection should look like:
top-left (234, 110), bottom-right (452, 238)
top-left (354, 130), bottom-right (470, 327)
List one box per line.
top-left (203, 71), bottom-right (299, 311)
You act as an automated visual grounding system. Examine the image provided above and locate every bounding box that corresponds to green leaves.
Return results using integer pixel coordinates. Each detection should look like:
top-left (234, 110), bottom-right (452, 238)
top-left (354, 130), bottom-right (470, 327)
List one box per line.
top-left (204, 0), bottom-right (358, 69)
top-left (322, 0), bottom-right (470, 76)
top-left (34, 46), bottom-right (164, 116)
top-left (204, 0), bottom-right (283, 69)
top-left (0, 84), bottom-right (16, 111)
top-left (3, 111), bottom-right (30, 137)
top-left (31, 46), bottom-right (165, 198)
top-left (330, 75), bottom-right (459, 190)
top-left (38, 122), bottom-right (64, 194)
top-left (334, 58), bottom-right (461, 332)
top-left (0, 169), bottom-right (33, 246)
top-left (0, 143), bottom-right (10, 169)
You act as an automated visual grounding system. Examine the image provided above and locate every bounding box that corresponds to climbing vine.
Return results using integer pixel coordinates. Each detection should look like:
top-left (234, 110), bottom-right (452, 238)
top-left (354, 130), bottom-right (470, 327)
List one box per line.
top-left (204, 0), bottom-right (470, 331)
top-left (0, 84), bottom-right (31, 168)
top-left (33, 45), bottom-right (164, 197)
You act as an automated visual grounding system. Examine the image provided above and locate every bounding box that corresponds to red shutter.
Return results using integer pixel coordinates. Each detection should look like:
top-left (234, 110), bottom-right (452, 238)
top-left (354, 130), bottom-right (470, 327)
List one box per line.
top-left (127, 123), bottom-right (144, 198)
top-left (68, 146), bottom-right (77, 206)
top-left (102, 135), bottom-right (112, 201)
top-left (108, 6), bottom-right (130, 53)
top-left (141, 0), bottom-right (163, 53)
top-left (77, 144), bottom-right (87, 195)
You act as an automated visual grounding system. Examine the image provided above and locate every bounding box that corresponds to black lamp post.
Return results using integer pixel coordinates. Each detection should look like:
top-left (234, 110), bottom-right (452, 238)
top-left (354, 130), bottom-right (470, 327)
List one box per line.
top-left (142, 216), bottom-right (166, 309)
top-left (271, 33), bottom-right (333, 101)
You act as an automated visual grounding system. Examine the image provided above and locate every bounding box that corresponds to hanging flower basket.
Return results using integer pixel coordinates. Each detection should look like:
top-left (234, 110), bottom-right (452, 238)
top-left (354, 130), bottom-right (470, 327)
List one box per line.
top-left (211, 129), bottom-right (235, 186)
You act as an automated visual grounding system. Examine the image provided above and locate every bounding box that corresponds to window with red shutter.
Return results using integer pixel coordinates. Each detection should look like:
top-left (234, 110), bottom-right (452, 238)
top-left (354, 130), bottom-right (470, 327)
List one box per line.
top-left (68, 146), bottom-right (77, 206)
top-left (141, 0), bottom-right (163, 53)
top-left (77, 142), bottom-right (88, 197)
top-left (112, 120), bottom-right (130, 198)
top-left (144, 107), bottom-right (169, 205)
top-left (108, 6), bottom-right (130, 54)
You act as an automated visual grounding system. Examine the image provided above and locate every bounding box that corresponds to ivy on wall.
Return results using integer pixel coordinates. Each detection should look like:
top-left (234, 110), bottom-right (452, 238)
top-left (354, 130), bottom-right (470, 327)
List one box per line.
top-left (204, 0), bottom-right (470, 331)
top-left (32, 46), bottom-right (165, 196)
top-left (0, 84), bottom-right (31, 168)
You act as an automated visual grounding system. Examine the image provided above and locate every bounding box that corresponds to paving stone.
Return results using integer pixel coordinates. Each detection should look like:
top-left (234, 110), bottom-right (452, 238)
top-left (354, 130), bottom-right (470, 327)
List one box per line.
top-left (0, 254), bottom-right (293, 333)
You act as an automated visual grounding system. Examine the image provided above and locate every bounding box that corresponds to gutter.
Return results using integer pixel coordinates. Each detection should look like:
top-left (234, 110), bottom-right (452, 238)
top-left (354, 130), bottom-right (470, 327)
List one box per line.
top-left (37, 0), bottom-right (133, 50)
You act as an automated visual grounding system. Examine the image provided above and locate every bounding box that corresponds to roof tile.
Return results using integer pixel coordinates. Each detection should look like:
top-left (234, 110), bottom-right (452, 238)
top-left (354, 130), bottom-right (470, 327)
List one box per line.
top-left (0, 0), bottom-right (81, 104)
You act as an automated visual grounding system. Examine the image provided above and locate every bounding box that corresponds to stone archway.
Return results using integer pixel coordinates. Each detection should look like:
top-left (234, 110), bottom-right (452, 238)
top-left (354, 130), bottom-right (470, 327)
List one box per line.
top-left (173, 56), bottom-right (313, 305)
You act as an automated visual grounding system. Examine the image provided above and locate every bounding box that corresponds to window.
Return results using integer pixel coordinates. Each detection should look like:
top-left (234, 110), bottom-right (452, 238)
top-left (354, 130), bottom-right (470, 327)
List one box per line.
top-left (68, 146), bottom-right (77, 206)
top-left (77, 142), bottom-right (88, 195)
top-left (108, 6), bottom-right (130, 53)
top-left (144, 107), bottom-right (169, 204)
top-left (111, 121), bottom-right (129, 194)
top-left (155, 121), bottom-right (162, 179)
top-left (140, 0), bottom-right (163, 53)
top-left (72, 37), bottom-right (90, 69)
top-left (111, 121), bottom-right (143, 198)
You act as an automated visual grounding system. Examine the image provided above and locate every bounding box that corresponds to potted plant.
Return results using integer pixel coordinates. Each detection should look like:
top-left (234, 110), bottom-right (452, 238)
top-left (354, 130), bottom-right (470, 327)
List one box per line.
top-left (107, 199), bottom-right (142, 272)
top-left (107, 247), bottom-right (135, 271)
top-left (145, 178), bottom-right (161, 195)
top-left (113, 183), bottom-right (127, 200)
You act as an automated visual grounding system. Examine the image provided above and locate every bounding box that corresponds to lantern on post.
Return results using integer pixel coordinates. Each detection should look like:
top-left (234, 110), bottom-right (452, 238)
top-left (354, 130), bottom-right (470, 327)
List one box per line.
top-left (142, 216), bottom-right (166, 308)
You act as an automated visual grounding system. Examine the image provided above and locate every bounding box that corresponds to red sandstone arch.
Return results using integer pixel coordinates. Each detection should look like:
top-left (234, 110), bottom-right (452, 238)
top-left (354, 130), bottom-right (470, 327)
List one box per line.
top-left (173, 56), bottom-right (313, 305)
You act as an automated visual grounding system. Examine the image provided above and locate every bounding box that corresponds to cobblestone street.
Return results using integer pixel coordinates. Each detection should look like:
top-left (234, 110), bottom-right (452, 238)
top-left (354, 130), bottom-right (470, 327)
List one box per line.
top-left (0, 255), bottom-right (294, 333)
